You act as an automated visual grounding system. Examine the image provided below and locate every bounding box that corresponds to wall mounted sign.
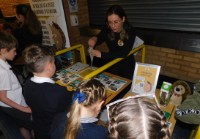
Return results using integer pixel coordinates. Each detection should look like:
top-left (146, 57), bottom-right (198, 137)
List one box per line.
top-left (68, 0), bottom-right (78, 13)
top-left (29, 0), bottom-right (70, 51)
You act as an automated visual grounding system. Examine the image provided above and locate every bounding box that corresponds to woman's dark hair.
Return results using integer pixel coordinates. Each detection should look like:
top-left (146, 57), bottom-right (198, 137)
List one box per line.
top-left (106, 5), bottom-right (128, 25)
top-left (15, 4), bottom-right (42, 35)
top-left (105, 5), bottom-right (131, 41)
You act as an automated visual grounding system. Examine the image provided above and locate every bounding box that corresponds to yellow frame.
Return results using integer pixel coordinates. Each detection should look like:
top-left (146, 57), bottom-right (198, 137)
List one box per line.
top-left (83, 44), bottom-right (145, 79)
top-left (55, 44), bottom-right (145, 80)
top-left (55, 44), bottom-right (86, 64)
top-left (190, 125), bottom-right (200, 139)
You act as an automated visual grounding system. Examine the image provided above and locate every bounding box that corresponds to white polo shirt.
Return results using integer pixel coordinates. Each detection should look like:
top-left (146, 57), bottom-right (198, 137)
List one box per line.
top-left (0, 59), bottom-right (27, 107)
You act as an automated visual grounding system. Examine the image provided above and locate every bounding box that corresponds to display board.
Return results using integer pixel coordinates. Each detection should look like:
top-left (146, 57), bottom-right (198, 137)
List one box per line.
top-left (131, 62), bottom-right (161, 97)
top-left (29, 0), bottom-right (70, 51)
top-left (53, 62), bottom-right (128, 92)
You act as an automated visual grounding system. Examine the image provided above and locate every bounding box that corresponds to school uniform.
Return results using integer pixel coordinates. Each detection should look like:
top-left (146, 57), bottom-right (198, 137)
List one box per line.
top-left (51, 115), bottom-right (108, 139)
top-left (0, 59), bottom-right (26, 107)
top-left (24, 76), bottom-right (72, 139)
top-left (0, 59), bottom-right (32, 129)
top-left (77, 117), bottom-right (108, 139)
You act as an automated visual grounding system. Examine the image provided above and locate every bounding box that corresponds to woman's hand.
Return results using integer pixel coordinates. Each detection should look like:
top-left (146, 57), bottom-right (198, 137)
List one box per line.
top-left (88, 37), bottom-right (97, 48)
top-left (90, 49), bottom-right (101, 58)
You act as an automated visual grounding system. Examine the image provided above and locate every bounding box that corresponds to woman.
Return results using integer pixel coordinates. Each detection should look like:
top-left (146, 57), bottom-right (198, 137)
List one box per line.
top-left (13, 4), bottom-right (43, 57)
top-left (88, 5), bottom-right (138, 79)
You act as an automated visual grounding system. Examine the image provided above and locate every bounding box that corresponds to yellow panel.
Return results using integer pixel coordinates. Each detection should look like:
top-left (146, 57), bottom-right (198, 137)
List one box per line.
top-left (83, 44), bottom-right (145, 79)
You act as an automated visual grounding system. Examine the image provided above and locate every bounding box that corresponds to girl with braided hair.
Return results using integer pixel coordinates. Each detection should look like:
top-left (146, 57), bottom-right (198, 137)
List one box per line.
top-left (107, 96), bottom-right (171, 139)
top-left (65, 79), bottom-right (108, 139)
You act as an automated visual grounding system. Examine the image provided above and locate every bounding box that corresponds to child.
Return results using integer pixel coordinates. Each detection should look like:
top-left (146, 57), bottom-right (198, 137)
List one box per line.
top-left (107, 96), bottom-right (171, 139)
top-left (65, 79), bottom-right (108, 139)
top-left (0, 31), bottom-right (32, 139)
top-left (23, 45), bottom-right (72, 139)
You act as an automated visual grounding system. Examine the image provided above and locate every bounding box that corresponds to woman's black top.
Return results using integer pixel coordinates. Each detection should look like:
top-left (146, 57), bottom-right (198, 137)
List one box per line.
top-left (13, 25), bottom-right (43, 56)
top-left (94, 25), bottom-right (137, 79)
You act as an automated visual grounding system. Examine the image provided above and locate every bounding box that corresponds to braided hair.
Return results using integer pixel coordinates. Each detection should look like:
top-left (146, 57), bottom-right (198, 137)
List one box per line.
top-left (65, 79), bottom-right (106, 139)
top-left (108, 97), bottom-right (171, 139)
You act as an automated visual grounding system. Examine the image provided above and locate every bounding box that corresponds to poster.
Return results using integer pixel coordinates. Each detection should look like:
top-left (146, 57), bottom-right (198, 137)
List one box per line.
top-left (94, 73), bottom-right (127, 92)
top-left (68, 0), bottom-right (78, 13)
top-left (29, 0), bottom-right (70, 51)
top-left (131, 62), bottom-right (161, 96)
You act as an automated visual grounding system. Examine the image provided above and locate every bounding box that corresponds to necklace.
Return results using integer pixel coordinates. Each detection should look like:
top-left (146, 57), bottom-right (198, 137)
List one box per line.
top-left (118, 39), bottom-right (124, 46)
top-left (117, 29), bottom-right (125, 46)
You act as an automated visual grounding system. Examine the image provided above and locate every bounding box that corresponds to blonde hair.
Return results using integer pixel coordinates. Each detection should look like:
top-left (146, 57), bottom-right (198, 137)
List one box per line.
top-left (65, 79), bottom-right (106, 139)
top-left (108, 97), bottom-right (170, 139)
top-left (23, 45), bottom-right (54, 73)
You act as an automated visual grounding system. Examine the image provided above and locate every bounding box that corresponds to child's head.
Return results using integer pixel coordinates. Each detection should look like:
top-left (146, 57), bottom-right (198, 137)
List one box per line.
top-left (23, 45), bottom-right (55, 77)
top-left (108, 97), bottom-right (170, 139)
top-left (66, 79), bottom-right (106, 139)
top-left (0, 31), bottom-right (18, 61)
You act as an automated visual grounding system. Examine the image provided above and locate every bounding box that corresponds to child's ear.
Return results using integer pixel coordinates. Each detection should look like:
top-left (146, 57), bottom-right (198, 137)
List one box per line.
top-left (0, 48), bottom-right (7, 54)
top-left (45, 62), bottom-right (52, 73)
top-left (98, 100), bottom-right (105, 109)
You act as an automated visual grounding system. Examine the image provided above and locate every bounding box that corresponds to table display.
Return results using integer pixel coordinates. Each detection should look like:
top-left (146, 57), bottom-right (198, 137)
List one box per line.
top-left (52, 62), bottom-right (131, 104)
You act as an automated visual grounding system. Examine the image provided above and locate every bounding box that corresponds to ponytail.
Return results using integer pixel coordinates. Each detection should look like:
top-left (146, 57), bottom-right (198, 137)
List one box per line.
top-left (65, 79), bottom-right (106, 139)
top-left (65, 101), bottom-right (81, 139)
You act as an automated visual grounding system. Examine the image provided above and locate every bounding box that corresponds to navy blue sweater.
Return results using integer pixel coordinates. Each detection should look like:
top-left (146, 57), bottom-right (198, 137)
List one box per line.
top-left (77, 123), bottom-right (108, 139)
top-left (51, 114), bottom-right (108, 139)
top-left (24, 79), bottom-right (72, 139)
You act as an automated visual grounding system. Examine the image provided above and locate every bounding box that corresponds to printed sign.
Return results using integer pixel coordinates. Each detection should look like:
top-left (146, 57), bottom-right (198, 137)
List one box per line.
top-left (131, 62), bottom-right (161, 97)
top-left (68, 0), bottom-right (78, 13)
top-left (29, 0), bottom-right (70, 51)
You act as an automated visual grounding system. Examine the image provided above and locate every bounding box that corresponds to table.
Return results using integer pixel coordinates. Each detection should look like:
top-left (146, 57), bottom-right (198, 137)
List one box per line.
top-left (54, 64), bottom-right (131, 105)
top-left (123, 89), bottom-right (176, 133)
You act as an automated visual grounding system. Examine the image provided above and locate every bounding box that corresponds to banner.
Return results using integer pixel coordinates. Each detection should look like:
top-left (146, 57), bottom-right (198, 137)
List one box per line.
top-left (29, 0), bottom-right (70, 51)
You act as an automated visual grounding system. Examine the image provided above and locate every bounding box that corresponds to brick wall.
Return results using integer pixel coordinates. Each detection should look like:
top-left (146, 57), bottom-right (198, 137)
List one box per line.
top-left (0, 0), bottom-right (29, 17)
top-left (135, 45), bottom-right (200, 83)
